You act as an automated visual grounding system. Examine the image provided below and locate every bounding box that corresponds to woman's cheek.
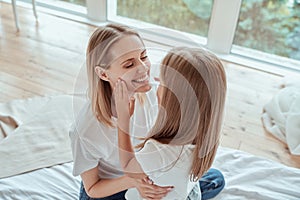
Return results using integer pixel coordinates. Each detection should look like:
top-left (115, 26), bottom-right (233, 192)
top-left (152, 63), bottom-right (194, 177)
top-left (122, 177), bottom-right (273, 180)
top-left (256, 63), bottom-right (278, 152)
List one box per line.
top-left (120, 70), bottom-right (136, 92)
top-left (123, 78), bottom-right (135, 92)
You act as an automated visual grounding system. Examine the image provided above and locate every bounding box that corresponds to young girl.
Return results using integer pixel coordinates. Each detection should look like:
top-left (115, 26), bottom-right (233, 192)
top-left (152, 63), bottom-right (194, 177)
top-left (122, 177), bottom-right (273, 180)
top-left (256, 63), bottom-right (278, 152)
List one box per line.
top-left (70, 24), bottom-right (173, 200)
top-left (115, 47), bottom-right (227, 200)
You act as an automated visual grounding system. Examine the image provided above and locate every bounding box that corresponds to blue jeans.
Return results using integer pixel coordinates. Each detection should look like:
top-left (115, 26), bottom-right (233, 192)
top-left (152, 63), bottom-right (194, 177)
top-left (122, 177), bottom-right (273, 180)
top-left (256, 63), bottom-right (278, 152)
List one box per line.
top-left (79, 183), bottom-right (127, 200)
top-left (79, 168), bottom-right (225, 200)
top-left (199, 168), bottom-right (225, 200)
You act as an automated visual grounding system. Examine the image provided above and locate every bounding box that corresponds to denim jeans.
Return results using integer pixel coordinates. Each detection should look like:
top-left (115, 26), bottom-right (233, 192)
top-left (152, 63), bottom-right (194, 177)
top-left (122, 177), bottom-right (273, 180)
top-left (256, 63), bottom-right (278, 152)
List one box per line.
top-left (198, 168), bottom-right (225, 200)
top-left (79, 168), bottom-right (225, 200)
top-left (79, 183), bottom-right (127, 200)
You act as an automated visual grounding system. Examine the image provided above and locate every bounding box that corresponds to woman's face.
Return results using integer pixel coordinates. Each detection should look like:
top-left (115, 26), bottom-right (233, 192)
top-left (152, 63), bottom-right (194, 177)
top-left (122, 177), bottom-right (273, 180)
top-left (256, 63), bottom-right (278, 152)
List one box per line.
top-left (105, 35), bottom-right (151, 93)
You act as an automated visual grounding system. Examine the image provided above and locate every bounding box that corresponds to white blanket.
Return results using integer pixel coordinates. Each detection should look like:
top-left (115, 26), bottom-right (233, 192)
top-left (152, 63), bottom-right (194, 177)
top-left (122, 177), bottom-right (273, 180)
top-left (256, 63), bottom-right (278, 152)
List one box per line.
top-left (0, 94), bottom-right (85, 178)
top-left (262, 77), bottom-right (300, 155)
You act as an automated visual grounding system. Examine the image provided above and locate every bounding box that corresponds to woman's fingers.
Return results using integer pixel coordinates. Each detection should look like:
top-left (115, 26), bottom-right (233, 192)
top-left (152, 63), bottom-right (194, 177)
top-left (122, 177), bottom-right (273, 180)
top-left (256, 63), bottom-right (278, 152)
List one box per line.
top-left (143, 176), bottom-right (153, 185)
top-left (145, 193), bottom-right (167, 200)
top-left (140, 181), bottom-right (173, 196)
top-left (143, 187), bottom-right (170, 199)
top-left (143, 183), bottom-right (173, 192)
top-left (136, 180), bottom-right (173, 200)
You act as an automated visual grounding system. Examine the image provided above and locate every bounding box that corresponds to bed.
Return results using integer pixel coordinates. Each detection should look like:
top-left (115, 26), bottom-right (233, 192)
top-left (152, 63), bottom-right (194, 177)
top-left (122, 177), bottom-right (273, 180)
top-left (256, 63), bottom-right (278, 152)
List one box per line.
top-left (0, 95), bottom-right (299, 200)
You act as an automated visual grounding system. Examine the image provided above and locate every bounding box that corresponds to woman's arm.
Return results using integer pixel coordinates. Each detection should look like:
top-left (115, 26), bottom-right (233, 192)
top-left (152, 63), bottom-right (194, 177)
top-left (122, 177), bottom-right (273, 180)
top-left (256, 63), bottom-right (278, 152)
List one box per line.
top-left (81, 167), bottom-right (134, 198)
top-left (81, 166), bottom-right (171, 199)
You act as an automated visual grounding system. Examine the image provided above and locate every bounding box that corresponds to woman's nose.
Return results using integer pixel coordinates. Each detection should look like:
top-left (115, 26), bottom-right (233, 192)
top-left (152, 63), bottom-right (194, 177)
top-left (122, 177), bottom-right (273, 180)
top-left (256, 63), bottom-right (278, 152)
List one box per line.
top-left (137, 61), bottom-right (149, 73)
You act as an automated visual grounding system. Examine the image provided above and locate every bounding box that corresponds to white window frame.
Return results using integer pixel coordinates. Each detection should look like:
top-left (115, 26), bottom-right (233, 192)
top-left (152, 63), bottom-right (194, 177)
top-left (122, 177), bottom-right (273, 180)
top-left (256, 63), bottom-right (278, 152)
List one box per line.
top-left (207, 0), bottom-right (242, 54)
top-left (107, 0), bottom-right (207, 48)
top-left (7, 0), bottom-right (300, 75)
top-left (15, 0), bottom-right (86, 17)
top-left (106, 0), bottom-right (300, 74)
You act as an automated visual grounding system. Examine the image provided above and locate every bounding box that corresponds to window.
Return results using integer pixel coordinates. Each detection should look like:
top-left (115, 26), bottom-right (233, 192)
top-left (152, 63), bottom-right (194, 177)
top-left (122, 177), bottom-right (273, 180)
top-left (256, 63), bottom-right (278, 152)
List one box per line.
top-left (116, 0), bottom-right (213, 38)
top-left (233, 0), bottom-right (300, 62)
top-left (59, 0), bottom-right (86, 6)
top-left (17, 0), bottom-right (87, 17)
top-left (13, 0), bottom-right (300, 71)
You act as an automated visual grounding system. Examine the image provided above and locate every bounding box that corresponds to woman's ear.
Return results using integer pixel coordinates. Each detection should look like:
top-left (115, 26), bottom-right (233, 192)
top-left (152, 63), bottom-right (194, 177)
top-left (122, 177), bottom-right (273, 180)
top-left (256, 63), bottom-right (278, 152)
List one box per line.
top-left (95, 66), bottom-right (109, 81)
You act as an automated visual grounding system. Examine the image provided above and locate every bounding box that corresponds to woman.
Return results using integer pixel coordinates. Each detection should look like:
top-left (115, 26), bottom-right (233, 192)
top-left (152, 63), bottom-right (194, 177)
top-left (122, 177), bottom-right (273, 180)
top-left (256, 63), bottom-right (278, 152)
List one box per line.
top-left (70, 24), bottom-right (172, 200)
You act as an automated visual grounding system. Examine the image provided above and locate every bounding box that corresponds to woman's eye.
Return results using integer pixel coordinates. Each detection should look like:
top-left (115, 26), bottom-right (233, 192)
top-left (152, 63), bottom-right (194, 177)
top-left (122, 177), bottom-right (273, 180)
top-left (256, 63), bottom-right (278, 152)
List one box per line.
top-left (141, 55), bottom-right (148, 60)
top-left (124, 63), bottom-right (134, 68)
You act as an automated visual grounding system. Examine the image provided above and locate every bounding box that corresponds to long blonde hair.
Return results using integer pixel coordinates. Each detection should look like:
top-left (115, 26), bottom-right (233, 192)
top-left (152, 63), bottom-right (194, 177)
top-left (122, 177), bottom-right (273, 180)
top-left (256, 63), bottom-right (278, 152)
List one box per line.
top-left (142, 47), bottom-right (227, 181)
top-left (86, 24), bottom-right (144, 127)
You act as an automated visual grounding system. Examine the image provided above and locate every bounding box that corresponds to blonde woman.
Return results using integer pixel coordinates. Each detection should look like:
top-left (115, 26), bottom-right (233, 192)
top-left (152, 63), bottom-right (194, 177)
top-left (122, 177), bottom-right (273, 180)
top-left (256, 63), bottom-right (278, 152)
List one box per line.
top-left (70, 24), bottom-right (174, 200)
top-left (115, 47), bottom-right (226, 199)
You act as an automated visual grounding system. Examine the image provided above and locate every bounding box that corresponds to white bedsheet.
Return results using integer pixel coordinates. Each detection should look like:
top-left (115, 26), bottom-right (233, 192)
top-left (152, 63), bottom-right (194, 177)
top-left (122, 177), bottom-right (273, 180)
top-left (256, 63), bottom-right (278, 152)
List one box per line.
top-left (213, 147), bottom-right (300, 200)
top-left (0, 162), bottom-right (81, 200)
top-left (1, 147), bottom-right (299, 200)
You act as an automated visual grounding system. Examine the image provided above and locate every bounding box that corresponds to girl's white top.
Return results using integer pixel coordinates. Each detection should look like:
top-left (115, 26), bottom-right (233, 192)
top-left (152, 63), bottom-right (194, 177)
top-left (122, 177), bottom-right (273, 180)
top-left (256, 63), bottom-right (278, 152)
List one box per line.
top-left (125, 139), bottom-right (200, 200)
top-left (69, 88), bottom-right (158, 178)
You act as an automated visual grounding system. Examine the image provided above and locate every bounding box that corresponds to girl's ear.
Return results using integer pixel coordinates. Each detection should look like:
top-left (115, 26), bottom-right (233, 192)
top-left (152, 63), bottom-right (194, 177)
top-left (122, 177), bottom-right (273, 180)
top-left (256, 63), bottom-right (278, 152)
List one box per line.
top-left (95, 66), bottom-right (109, 81)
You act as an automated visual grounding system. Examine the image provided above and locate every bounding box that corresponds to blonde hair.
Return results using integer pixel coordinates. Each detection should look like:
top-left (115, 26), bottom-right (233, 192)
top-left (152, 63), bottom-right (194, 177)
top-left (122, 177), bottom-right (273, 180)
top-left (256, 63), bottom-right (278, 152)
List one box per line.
top-left (142, 47), bottom-right (227, 181)
top-left (86, 24), bottom-right (145, 127)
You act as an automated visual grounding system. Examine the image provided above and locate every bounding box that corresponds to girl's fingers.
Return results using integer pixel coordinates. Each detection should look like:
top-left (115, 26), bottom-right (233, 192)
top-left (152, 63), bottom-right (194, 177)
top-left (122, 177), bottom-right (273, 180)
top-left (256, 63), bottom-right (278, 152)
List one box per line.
top-left (129, 97), bottom-right (135, 117)
top-left (121, 80), bottom-right (126, 97)
top-left (115, 79), bottom-right (120, 98)
top-left (117, 79), bottom-right (123, 99)
top-left (116, 78), bottom-right (128, 100)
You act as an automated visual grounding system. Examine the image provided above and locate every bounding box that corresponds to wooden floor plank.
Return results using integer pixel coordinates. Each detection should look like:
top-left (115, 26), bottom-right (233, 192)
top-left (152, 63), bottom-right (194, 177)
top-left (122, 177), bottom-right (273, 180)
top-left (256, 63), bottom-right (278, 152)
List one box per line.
top-left (0, 71), bottom-right (60, 95)
top-left (0, 81), bottom-right (35, 101)
top-left (1, 59), bottom-right (77, 93)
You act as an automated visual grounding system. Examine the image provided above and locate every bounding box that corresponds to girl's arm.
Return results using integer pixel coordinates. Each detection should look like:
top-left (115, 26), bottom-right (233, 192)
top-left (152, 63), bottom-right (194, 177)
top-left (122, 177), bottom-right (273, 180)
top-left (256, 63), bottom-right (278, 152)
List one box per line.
top-left (114, 79), bottom-right (173, 199)
top-left (115, 79), bottom-right (145, 178)
top-left (118, 123), bottom-right (146, 178)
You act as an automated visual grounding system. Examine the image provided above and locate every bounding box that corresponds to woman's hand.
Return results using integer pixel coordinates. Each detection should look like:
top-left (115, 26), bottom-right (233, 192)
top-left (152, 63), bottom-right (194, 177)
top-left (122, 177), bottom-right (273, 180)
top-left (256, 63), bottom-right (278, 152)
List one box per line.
top-left (133, 177), bottom-right (173, 200)
top-left (115, 79), bottom-right (134, 132)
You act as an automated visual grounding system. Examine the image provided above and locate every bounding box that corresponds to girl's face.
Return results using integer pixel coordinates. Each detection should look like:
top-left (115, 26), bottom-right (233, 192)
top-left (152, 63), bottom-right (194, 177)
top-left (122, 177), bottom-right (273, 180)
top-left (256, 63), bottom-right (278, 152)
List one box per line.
top-left (103, 35), bottom-right (151, 94)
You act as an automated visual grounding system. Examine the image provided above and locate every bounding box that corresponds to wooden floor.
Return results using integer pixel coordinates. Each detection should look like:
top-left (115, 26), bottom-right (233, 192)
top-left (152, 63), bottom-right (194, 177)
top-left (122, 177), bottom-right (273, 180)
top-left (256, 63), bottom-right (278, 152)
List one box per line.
top-left (1, 2), bottom-right (300, 168)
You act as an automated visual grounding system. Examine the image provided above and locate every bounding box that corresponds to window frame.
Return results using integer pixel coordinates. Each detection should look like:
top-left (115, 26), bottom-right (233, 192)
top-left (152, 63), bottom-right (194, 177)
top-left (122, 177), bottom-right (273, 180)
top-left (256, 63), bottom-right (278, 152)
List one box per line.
top-left (106, 0), bottom-right (300, 74)
top-left (7, 0), bottom-right (300, 74)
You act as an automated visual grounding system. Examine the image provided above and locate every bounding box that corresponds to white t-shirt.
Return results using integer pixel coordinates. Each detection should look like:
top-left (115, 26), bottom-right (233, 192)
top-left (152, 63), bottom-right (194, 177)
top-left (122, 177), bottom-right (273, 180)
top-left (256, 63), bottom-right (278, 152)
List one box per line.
top-left (125, 139), bottom-right (201, 200)
top-left (69, 88), bottom-right (158, 178)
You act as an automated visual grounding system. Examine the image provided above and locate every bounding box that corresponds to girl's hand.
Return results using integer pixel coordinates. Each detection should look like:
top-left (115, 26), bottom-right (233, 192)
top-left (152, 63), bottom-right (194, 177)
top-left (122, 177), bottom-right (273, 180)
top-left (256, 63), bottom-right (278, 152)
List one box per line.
top-left (115, 79), bottom-right (134, 132)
